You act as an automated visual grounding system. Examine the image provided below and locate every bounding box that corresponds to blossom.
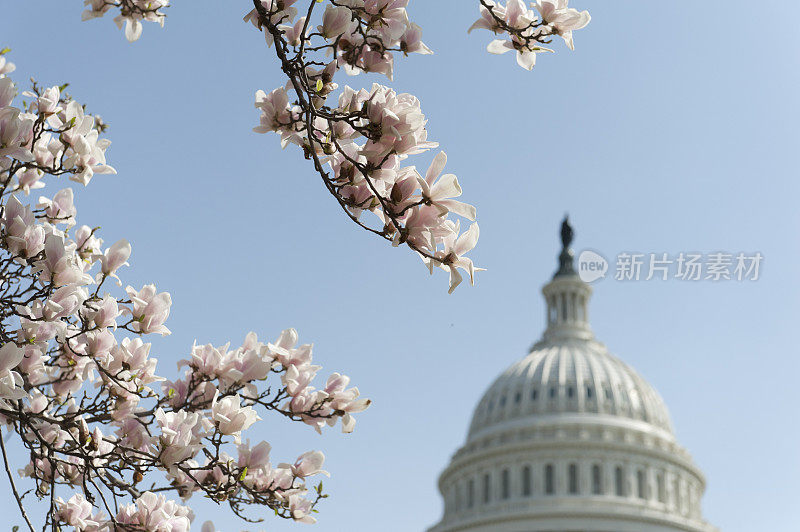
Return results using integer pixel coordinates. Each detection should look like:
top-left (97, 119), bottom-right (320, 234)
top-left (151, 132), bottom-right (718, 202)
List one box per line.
top-left (237, 440), bottom-right (272, 471)
top-left (400, 23), bottom-right (433, 55)
top-left (55, 494), bottom-right (103, 530)
top-left (418, 152), bottom-right (476, 220)
top-left (291, 450), bottom-right (328, 478)
top-left (0, 342), bottom-right (26, 405)
top-left (320, 6), bottom-right (353, 39)
top-left (436, 221), bottom-right (481, 293)
top-left (32, 85), bottom-right (61, 115)
top-left (468, 1), bottom-right (507, 34)
top-left (116, 492), bottom-right (191, 532)
top-left (124, 284), bottom-right (172, 335)
top-left (83, 0), bottom-right (169, 42)
top-left (84, 294), bottom-right (120, 329)
top-left (535, 0), bottom-right (591, 50)
top-left (50, 100), bottom-right (116, 184)
top-left (288, 493), bottom-right (316, 524)
top-left (15, 168), bottom-right (46, 195)
top-left (487, 37), bottom-right (553, 70)
top-left (472, 0), bottom-right (588, 70)
top-left (155, 409), bottom-right (211, 467)
top-left (1, 194), bottom-right (45, 258)
top-left (281, 16), bottom-right (308, 47)
top-left (0, 107), bottom-right (33, 161)
top-left (211, 392), bottom-right (260, 440)
top-left (38, 188), bottom-right (77, 227)
top-left (36, 234), bottom-right (92, 286)
top-left (100, 238), bottom-right (131, 282)
top-left (253, 87), bottom-right (295, 136)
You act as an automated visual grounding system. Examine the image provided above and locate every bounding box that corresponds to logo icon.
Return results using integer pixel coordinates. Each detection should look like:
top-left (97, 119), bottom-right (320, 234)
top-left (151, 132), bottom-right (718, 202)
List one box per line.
top-left (578, 250), bottom-right (608, 283)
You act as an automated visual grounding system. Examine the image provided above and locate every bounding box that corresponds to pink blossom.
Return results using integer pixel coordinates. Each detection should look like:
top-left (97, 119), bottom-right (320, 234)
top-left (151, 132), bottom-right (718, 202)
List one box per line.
top-left (291, 450), bottom-right (328, 478)
top-left (436, 221), bottom-right (481, 294)
top-left (211, 392), bottom-right (260, 441)
top-left (155, 408), bottom-right (211, 467)
top-left (418, 152), bottom-right (476, 220)
top-left (56, 494), bottom-right (103, 530)
top-left (38, 188), bottom-right (77, 227)
top-left (116, 492), bottom-right (191, 532)
top-left (0, 342), bottom-right (26, 405)
top-left (320, 6), bottom-right (353, 39)
top-left (100, 239), bottom-right (131, 281)
top-left (536, 0), bottom-right (591, 50)
top-left (2, 194), bottom-right (45, 258)
top-left (124, 284), bottom-right (172, 335)
top-left (0, 107), bottom-right (33, 161)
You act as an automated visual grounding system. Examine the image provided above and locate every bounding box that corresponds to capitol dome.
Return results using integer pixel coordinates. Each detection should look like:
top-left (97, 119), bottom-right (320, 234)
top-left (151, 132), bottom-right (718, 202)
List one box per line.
top-left (429, 218), bottom-right (718, 532)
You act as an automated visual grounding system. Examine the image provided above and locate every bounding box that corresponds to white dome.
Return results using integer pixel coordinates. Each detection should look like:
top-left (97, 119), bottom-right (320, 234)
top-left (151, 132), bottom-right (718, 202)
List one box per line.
top-left (429, 219), bottom-right (718, 532)
top-left (468, 337), bottom-right (675, 442)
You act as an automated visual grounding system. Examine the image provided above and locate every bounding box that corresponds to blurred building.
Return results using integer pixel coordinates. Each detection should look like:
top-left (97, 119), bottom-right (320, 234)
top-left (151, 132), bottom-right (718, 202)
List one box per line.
top-left (428, 218), bottom-right (718, 532)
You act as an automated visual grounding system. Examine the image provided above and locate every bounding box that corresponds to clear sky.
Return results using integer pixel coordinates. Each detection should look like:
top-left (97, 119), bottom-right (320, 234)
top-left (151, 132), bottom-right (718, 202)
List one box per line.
top-left (2, 1), bottom-right (799, 531)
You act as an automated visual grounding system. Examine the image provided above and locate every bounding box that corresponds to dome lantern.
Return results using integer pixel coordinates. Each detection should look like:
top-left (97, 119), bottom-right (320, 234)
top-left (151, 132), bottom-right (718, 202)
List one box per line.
top-left (540, 215), bottom-right (593, 344)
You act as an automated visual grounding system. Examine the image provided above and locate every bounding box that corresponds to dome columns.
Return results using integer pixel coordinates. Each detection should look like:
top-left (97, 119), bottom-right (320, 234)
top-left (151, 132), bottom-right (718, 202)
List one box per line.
top-left (541, 276), bottom-right (594, 343)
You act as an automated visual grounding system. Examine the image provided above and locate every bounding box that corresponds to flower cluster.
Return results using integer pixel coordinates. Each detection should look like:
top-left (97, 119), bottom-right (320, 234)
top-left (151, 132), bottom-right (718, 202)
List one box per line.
top-left (0, 54), bottom-right (369, 530)
top-left (470, 0), bottom-right (590, 70)
top-left (81, 0), bottom-right (169, 42)
top-left (249, 0), bottom-right (481, 293)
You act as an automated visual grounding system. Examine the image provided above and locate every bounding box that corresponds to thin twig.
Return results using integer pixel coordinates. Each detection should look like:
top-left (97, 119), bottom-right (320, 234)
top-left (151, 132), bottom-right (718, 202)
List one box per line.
top-left (0, 429), bottom-right (36, 532)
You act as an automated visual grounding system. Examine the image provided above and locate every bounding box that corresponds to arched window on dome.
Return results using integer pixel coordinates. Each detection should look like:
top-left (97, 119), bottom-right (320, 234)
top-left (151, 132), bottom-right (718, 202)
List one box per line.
top-left (514, 391), bottom-right (521, 405)
top-left (499, 394), bottom-right (507, 407)
top-left (591, 464), bottom-right (602, 495)
top-left (568, 463), bottom-right (579, 494)
top-left (615, 466), bottom-right (625, 497)
top-left (483, 473), bottom-right (491, 504)
top-left (501, 469), bottom-right (510, 500)
top-left (522, 465), bottom-right (532, 496)
top-left (545, 464), bottom-right (555, 495)
top-left (567, 385), bottom-right (575, 399)
top-left (657, 472), bottom-right (666, 503)
top-left (531, 388), bottom-right (539, 401)
top-left (549, 386), bottom-right (557, 399)
top-left (467, 478), bottom-right (475, 508)
top-left (586, 386), bottom-right (594, 399)
top-left (637, 469), bottom-right (646, 499)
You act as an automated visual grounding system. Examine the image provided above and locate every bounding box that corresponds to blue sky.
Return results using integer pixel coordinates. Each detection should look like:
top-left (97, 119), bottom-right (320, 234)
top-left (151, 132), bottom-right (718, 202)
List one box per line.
top-left (2, 1), bottom-right (799, 530)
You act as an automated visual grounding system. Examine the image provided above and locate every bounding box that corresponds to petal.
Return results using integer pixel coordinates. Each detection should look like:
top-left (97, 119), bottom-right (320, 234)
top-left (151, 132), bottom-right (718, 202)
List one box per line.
top-left (125, 19), bottom-right (143, 42)
top-left (430, 173), bottom-right (462, 200)
top-left (516, 50), bottom-right (536, 70)
top-left (447, 266), bottom-right (463, 295)
top-left (439, 199), bottom-right (477, 221)
top-left (425, 151), bottom-right (448, 186)
top-left (454, 222), bottom-right (480, 256)
top-left (487, 40), bottom-right (515, 55)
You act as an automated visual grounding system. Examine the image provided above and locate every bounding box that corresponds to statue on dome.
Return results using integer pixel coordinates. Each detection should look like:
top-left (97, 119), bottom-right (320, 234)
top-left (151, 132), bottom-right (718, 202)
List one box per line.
top-left (560, 215), bottom-right (574, 251)
top-left (556, 215), bottom-right (576, 277)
